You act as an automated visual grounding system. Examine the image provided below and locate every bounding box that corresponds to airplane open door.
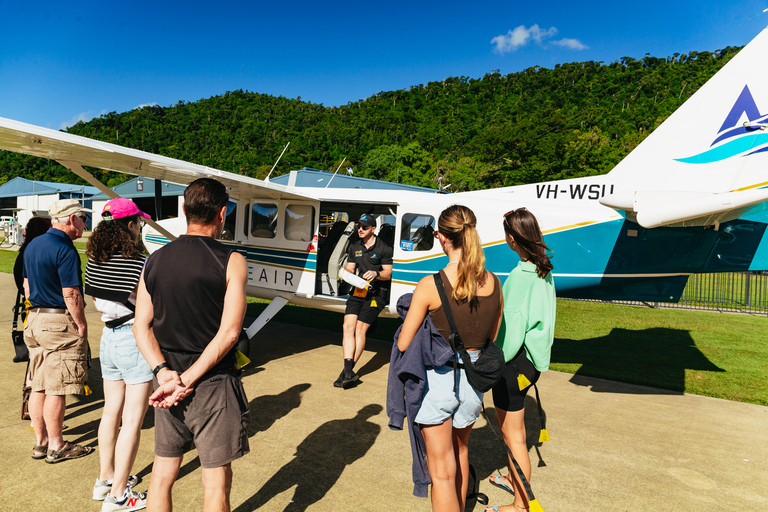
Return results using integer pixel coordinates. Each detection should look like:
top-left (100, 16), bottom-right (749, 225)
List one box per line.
top-left (315, 202), bottom-right (397, 302)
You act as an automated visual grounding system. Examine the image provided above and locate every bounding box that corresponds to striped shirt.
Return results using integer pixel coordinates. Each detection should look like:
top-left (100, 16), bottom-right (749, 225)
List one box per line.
top-left (85, 255), bottom-right (146, 305)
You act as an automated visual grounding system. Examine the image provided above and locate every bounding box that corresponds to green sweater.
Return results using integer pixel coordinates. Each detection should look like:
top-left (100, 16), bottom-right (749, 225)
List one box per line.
top-left (496, 261), bottom-right (556, 371)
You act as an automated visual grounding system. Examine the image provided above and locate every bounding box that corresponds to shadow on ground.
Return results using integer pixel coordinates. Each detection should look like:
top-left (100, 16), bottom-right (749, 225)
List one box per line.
top-left (234, 404), bottom-right (382, 512)
top-left (552, 327), bottom-right (724, 394)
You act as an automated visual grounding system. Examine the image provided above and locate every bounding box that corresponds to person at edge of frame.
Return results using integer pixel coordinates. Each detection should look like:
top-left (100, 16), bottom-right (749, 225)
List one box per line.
top-left (23, 198), bottom-right (94, 464)
top-left (133, 178), bottom-right (250, 512)
top-left (334, 212), bottom-right (393, 389)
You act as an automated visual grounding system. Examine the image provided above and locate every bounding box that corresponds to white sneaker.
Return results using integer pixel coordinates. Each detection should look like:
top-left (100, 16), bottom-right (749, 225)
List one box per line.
top-left (92, 475), bottom-right (139, 501)
top-left (102, 489), bottom-right (147, 512)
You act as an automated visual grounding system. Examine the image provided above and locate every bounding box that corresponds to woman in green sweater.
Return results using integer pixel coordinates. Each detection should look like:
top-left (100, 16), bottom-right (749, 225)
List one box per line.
top-left (486, 208), bottom-right (556, 512)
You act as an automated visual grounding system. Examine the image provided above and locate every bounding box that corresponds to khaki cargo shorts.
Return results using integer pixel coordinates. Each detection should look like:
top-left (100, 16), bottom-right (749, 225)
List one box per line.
top-left (24, 310), bottom-right (88, 395)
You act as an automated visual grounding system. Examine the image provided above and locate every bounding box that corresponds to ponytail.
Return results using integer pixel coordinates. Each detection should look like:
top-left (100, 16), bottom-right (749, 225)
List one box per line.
top-left (438, 205), bottom-right (486, 303)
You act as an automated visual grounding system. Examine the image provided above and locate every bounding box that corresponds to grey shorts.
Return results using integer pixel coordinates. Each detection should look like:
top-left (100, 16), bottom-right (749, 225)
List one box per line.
top-left (154, 372), bottom-right (250, 468)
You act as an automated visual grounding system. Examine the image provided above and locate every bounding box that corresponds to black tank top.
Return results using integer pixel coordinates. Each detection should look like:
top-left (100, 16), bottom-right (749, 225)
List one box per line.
top-left (429, 269), bottom-right (501, 350)
top-left (144, 235), bottom-right (235, 377)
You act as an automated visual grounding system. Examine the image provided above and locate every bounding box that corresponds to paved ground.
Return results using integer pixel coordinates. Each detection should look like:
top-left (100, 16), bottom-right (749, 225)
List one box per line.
top-left (0, 271), bottom-right (766, 511)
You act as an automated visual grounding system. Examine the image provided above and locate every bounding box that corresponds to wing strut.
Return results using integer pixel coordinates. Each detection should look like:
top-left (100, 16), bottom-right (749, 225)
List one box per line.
top-left (57, 160), bottom-right (177, 241)
top-left (245, 296), bottom-right (289, 339)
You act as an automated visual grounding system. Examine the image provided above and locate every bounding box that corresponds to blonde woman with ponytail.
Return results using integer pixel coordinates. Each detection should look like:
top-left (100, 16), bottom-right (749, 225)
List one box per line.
top-left (397, 204), bottom-right (502, 512)
top-left (486, 208), bottom-right (556, 512)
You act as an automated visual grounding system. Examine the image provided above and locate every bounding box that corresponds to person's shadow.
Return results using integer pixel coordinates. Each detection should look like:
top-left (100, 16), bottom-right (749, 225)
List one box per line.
top-left (553, 327), bottom-right (724, 394)
top-left (234, 403), bottom-right (383, 512)
top-left (136, 382), bottom-right (313, 483)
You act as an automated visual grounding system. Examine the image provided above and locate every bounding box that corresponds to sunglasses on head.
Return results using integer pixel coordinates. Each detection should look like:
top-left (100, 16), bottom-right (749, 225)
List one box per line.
top-left (503, 207), bottom-right (526, 231)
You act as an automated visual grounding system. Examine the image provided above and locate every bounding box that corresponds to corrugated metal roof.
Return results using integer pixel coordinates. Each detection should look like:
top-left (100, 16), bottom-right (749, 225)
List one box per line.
top-left (269, 168), bottom-right (441, 193)
top-left (91, 177), bottom-right (187, 199)
top-left (0, 176), bottom-right (100, 198)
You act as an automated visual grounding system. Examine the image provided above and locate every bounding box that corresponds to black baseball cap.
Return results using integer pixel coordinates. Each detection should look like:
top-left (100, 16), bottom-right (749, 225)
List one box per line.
top-left (358, 213), bottom-right (376, 228)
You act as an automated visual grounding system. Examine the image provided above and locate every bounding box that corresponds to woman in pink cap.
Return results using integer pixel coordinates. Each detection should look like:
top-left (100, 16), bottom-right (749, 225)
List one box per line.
top-left (85, 198), bottom-right (152, 511)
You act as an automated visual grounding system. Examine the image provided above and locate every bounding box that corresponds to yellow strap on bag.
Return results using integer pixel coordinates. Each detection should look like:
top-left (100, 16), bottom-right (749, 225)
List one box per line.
top-left (517, 373), bottom-right (532, 390)
top-left (529, 499), bottom-right (546, 512)
top-left (234, 350), bottom-right (251, 370)
top-left (538, 429), bottom-right (551, 443)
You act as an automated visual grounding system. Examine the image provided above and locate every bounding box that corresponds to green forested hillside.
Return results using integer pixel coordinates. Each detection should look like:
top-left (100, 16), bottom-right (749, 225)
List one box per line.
top-left (0, 47), bottom-right (742, 191)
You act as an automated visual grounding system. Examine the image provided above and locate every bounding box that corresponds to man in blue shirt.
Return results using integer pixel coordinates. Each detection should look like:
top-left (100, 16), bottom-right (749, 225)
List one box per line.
top-left (23, 198), bottom-right (93, 463)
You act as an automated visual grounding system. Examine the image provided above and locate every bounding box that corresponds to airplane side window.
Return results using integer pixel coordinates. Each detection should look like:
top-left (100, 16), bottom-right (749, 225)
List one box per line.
top-left (218, 200), bottom-right (237, 241)
top-left (400, 213), bottom-right (435, 251)
top-left (251, 203), bottom-right (278, 239)
top-left (285, 204), bottom-right (315, 241)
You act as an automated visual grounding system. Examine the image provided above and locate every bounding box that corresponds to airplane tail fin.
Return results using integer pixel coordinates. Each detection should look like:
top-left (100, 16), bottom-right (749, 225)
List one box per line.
top-left (601, 28), bottom-right (768, 228)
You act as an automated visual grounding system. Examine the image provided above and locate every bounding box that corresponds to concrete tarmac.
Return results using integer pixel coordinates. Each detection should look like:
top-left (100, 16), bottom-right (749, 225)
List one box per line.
top-left (0, 271), bottom-right (766, 511)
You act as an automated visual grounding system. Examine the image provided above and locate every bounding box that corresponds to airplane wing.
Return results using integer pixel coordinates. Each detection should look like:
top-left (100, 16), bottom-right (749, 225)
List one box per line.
top-left (0, 116), bottom-right (315, 203)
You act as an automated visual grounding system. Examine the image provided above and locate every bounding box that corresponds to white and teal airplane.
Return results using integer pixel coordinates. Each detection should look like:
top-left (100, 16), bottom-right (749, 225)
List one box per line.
top-left (2, 28), bottom-right (768, 333)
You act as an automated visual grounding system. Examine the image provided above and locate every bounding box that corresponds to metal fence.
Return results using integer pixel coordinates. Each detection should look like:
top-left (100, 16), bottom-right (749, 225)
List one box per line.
top-left (673, 271), bottom-right (768, 315)
top-left (567, 272), bottom-right (768, 315)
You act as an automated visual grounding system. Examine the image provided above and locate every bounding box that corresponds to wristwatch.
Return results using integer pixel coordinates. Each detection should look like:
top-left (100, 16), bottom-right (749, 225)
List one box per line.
top-left (153, 362), bottom-right (170, 376)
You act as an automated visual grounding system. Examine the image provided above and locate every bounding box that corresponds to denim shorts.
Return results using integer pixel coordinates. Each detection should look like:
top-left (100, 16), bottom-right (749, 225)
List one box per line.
top-left (414, 350), bottom-right (484, 429)
top-left (99, 324), bottom-right (153, 385)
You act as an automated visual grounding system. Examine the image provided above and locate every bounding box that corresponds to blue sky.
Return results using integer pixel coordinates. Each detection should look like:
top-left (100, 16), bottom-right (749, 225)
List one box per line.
top-left (1, 1), bottom-right (766, 130)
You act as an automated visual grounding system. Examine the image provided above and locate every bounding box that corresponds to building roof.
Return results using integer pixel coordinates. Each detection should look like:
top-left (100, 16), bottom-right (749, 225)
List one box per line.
top-left (91, 177), bottom-right (187, 200)
top-left (269, 168), bottom-right (442, 193)
top-left (0, 176), bottom-right (100, 199)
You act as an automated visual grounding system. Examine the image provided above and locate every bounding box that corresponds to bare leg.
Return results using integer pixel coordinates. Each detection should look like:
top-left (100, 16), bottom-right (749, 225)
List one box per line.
top-left (43, 394), bottom-right (66, 451)
top-left (493, 408), bottom-right (530, 511)
top-left (453, 424), bottom-right (474, 512)
top-left (29, 390), bottom-right (48, 447)
top-left (201, 463), bottom-right (233, 512)
top-left (352, 321), bottom-right (371, 363)
top-left (99, 379), bottom-right (126, 482)
top-left (341, 314), bottom-right (358, 360)
top-left (148, 455), bottom-right (182, 512)
top-left (422, 419), bottom-right (463, 512)
top-left (110, 381), bottom-right (152, 498)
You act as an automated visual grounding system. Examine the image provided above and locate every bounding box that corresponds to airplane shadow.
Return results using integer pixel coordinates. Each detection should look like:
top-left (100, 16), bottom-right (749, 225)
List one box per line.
top-left (233, 403), bottom-right (383, 512)
top-left (552, 327), bottom-right (724, 394)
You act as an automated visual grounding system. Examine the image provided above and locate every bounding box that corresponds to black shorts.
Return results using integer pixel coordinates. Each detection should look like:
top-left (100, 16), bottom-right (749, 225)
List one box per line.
top-left (345, 294), bottom-right (386, 325)
top-left (491, 347), bottom-right (540, 412)
top-left (154, 372), bottom-right (250, 468)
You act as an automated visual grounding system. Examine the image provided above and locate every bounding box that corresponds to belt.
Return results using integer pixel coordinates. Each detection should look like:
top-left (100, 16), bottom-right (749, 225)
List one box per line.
top-left (31, 308), bottom-right (69, 314)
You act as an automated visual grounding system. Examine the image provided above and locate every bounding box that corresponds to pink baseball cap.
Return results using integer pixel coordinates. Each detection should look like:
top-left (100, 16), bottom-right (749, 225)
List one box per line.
top-left (102, 198), bottom-right (151, 221)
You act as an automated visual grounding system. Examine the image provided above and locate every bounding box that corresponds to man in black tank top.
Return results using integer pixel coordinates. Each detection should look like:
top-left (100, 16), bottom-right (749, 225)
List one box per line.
top-left (134, 178), bottom-right (249, 512)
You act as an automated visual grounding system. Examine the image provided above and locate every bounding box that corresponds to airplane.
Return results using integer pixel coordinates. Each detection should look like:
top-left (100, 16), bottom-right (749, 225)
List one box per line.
top-left (2, 27), bottom-right (768, 338)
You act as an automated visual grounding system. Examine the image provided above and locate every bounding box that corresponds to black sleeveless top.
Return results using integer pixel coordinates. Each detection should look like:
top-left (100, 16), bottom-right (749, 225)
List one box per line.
top-left (429, 269), bottom-right (501, 350)
top-left (144, 235), bottom-right (235, 378)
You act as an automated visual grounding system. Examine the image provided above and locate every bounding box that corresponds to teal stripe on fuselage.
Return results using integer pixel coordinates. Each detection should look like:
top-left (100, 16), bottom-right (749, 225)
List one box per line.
top-left (745, 209), bottom-right (768, 271)
top-left (393, 218), bottom-right (624, 291)
top-left (144, 236), bottom-right (317, 271)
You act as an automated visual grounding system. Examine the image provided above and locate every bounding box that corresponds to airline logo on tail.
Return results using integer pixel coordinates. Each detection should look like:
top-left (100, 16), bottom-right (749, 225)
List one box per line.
top-left (676, 85), bottom-right (768, 164)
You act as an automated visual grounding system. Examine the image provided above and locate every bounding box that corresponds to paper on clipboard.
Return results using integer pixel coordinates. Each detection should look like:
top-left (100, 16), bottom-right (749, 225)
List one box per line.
top-left (339, 269), bottom-right (370, 289)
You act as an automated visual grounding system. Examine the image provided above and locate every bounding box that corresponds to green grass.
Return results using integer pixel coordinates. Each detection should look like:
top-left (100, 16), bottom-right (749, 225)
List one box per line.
top-left (0, 249), bottom-right (88, 275)
top-left (8, 248), bottom-right (765, 405)
top-left (552, 300), bottom-right (768, 405)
